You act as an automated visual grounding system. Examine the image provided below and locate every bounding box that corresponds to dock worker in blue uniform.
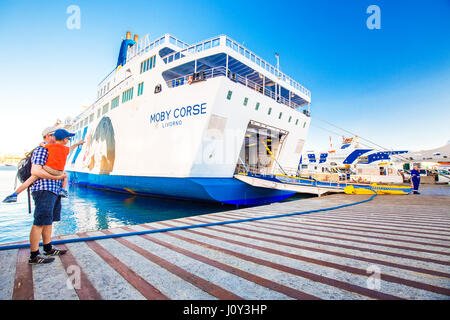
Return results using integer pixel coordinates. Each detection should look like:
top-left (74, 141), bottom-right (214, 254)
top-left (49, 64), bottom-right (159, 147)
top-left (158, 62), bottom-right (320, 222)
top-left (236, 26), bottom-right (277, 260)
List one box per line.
top-left (410, 166), bottom-right (421, 194)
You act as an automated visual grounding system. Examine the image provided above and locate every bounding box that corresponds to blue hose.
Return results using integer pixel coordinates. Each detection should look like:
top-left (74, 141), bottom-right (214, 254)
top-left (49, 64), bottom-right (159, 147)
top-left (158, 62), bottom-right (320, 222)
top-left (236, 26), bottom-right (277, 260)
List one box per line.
top-left (0, 193), bottom-right (377, 251)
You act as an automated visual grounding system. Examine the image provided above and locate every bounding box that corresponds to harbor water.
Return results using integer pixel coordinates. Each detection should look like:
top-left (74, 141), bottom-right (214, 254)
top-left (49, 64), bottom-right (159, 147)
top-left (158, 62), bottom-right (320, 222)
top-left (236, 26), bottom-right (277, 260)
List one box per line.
top-left (0, 166), bottom-right (244, 245)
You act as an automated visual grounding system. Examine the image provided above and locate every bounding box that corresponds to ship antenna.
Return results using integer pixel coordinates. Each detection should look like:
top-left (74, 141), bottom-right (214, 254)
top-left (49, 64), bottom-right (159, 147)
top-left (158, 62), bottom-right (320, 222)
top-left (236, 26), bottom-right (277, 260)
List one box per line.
top-left (275, 53), bottom-right (280, 101)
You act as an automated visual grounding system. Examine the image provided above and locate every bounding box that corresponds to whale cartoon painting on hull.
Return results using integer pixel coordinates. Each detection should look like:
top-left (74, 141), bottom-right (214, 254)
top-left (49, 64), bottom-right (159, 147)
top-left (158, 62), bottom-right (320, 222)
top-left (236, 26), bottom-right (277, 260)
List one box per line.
top-left (82, 117), bottom-right (115, 175)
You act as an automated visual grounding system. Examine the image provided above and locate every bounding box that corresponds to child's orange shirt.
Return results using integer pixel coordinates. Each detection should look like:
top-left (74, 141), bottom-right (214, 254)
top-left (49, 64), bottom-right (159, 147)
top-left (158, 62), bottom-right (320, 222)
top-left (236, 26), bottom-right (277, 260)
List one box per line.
top-left (44, 143), bottom-right (70, 171)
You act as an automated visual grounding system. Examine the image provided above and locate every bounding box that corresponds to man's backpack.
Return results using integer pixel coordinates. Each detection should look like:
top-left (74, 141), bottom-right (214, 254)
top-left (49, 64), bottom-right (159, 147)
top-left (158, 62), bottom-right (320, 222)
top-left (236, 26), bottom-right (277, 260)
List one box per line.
top-left (16, 148), bottom-right (38, 184)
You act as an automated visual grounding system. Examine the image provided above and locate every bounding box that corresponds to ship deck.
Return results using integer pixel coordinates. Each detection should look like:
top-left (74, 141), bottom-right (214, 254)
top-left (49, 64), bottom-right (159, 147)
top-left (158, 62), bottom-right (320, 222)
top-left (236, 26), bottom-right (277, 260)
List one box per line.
top-left (1, 184), bottom-right (449, 300)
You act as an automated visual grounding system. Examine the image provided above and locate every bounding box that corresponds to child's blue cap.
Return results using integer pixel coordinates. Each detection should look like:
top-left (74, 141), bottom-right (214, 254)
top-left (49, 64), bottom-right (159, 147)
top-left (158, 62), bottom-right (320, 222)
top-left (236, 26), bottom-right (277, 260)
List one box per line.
top-left (54, 129), bottom-right (75, 140)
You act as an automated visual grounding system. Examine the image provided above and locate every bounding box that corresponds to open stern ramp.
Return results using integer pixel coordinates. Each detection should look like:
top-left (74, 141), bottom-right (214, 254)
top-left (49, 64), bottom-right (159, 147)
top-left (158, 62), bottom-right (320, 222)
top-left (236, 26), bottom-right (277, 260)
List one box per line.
top-left (235, 173), bottom-right (413, 196)
top-left (234, 173), bottom-right (345, 196)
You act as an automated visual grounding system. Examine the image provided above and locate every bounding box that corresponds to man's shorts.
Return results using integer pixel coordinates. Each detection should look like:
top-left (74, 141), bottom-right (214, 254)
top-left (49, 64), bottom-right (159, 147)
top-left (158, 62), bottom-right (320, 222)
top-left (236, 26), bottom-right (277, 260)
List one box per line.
top-left (32, 190), bottom-right (61, 226)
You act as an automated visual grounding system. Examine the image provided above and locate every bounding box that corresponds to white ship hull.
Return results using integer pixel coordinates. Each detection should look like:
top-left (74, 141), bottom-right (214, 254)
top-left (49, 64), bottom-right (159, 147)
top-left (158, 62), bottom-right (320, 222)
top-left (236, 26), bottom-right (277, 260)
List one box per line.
top-left (65, 34), bottom-right (312, 205)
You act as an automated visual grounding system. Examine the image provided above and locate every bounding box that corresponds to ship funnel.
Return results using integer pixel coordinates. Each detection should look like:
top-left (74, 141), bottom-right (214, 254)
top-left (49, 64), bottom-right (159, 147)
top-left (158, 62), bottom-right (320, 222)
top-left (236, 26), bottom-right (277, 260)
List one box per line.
top-left (134, 34), bottom-right (139, 42)
top-left (117, 31), bottom-right (138, 68)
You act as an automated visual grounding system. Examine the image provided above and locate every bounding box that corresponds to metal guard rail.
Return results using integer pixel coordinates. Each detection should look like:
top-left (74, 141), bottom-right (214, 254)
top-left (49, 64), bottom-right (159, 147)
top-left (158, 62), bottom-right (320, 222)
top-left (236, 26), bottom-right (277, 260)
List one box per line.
top-left (166, 66), bottom-right (308, 112)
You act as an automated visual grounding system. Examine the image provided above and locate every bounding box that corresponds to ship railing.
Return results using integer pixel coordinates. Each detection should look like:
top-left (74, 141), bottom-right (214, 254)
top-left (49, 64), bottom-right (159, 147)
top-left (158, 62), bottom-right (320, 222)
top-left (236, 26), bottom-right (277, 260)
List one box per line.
top-left (234, 164), bottom-right (274, 176)
top-left (161, 35), bottom-right (311, 99)
top-left (225, 36), bottom-right (311, 99)
top-left (166, 66), bottom-right (306, 111)
top-left (273, 167), bottom-right (348, 189)
top-left (166, 66), bottom-right (227, 87)
top-left (126, 34), bottom-right (190, 65)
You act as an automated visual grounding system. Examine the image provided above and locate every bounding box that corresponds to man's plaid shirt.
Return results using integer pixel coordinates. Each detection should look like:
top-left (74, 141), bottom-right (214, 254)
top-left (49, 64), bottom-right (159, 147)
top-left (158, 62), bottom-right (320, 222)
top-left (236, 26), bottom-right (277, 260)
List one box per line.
top-left (30, 146), bottom-right (63, 195)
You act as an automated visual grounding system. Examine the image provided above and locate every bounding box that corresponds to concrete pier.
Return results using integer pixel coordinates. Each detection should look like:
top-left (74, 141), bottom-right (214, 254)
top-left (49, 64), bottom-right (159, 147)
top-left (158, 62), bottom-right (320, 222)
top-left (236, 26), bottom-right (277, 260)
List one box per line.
top-left (1, 185), bottom-right (449, 300)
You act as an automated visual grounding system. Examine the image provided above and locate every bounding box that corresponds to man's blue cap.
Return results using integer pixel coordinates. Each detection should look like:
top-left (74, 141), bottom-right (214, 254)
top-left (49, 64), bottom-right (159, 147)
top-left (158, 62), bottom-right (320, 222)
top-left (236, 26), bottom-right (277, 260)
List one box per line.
top-left (54, 129), bottom-right (75, 140)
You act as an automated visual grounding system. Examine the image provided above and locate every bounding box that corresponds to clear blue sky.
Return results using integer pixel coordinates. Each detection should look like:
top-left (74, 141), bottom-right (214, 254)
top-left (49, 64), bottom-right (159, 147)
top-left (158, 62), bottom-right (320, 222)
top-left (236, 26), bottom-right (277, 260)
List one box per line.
top-left (0, 0), bottom-right (449, 154)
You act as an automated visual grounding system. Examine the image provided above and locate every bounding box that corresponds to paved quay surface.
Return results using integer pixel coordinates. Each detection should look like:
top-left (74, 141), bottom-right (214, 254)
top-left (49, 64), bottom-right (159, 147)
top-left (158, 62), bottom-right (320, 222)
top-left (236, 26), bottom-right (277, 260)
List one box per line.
top-left (1, 185), bottom-right (449, 300)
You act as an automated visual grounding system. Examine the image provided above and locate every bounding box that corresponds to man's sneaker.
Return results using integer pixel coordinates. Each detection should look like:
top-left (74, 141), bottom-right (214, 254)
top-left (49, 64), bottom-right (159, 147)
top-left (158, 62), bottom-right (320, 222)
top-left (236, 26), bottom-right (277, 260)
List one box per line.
top-left (2, 193), bottom-right (18, 203)
top-left (44, 247), bottom-right (67, 256)
top-left (29, 255), bottom-right (55, 264)
top-left (60, 189), bottom-right (69, 198)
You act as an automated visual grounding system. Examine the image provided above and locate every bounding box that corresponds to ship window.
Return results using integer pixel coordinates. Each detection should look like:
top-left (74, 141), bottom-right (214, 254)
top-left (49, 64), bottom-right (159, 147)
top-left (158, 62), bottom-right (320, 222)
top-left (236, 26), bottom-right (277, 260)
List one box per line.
top-left (288, 116), bottom-right (292, 123)
top-left (226, 90), bottom-right (232, 100)
top-left (226, 39), bottom-right (232, 48)
top-left (102, 103), bottom-right (109, 115)
top-left (174, 52), bottom-right (180, 60)
top-left (243, 97), bottom-right (248, 106)
top-left (212, 38), bottom-right (220, 47)
top-left (250, 54), bottom-right (255, 62)
top-left (256, 57), bottom-right (260, 65)
top-left (261, 61), bottom-right (265, 68)
top-left (137, 82), bottom-right (144, 96)
top-left (89, 113), bottom-right (94, 123)
top-left (245, 50), bottom-right (250, 59)
top-left (97, 109), bottom-right (101, 118)
top-left (122, 87), bottom-right (134, 103)
top-left (255, 102), bottom-right (260, 110)
top-left (278, 112), bottom-right (282, 119)
top-left (204, 41), bottom-right (211, 50)
top-left (111, 96), bottom-right (120, 109)
top-left (295, 119), bottom-right (299, 125)
top-left (303, 122), bottom-right (306, 128)
top-left (168, 55), bottom-right (173, 63)
top-left (196, 44), bottom-right (203, 52)
top-left (268, 107), bottom-right (272, 115)
top-left (232, 43), bottom-right (238, 52)
top-left (141, 55), bottom-right (156, 73)
top-left (239, 47), bottom-right (244, 55)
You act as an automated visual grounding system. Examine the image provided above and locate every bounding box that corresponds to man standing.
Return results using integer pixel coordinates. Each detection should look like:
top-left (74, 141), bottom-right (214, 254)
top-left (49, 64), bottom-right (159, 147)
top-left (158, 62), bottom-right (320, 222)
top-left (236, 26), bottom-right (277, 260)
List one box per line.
top-left (28, 127), bottom-right (68, 264)
top-left (410, 166), bottom-right (421, 195)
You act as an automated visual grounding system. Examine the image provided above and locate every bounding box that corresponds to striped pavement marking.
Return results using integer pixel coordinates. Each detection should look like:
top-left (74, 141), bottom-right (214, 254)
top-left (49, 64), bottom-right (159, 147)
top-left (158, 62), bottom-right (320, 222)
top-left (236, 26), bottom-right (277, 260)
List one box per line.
top-left (206, 214), bottom-right (450, 255)
top-left (156, 220), bottom-right (448, 299)
top-left (2, 191), bottom-right (449, 300)
top-left (79, 232), bottom-right (169, 300)
top-left (174, 217), bottom-right (450, 295)
top-left (125, 225), bottom-right (313, 300)
top-left (143, 222), bottom-right (402, 300)
top-left (181, 215), bottom-right (450, 280)
top-left (12, 248), bottom-right (34, 300)
top-left (101, 229), bottom-right (242, 300)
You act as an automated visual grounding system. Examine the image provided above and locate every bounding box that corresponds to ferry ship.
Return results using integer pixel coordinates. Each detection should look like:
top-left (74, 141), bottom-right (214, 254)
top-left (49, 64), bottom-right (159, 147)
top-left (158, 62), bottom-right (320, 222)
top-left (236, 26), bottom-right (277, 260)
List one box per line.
top-left (64, 32), bottom-right (312, 205)
top-left (300, 137), bottom-right (408, 174)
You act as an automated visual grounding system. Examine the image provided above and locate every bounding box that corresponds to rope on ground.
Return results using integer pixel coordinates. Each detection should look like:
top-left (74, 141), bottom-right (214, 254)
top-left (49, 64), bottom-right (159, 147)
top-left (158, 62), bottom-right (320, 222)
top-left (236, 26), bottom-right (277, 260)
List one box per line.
top-left (0, 192), bottom-right (378, 251)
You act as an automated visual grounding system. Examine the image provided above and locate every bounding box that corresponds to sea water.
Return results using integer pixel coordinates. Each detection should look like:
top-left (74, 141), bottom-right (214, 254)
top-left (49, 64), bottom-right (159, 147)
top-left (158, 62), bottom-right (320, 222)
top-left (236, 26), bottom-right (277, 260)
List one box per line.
top-left (0, 166), bottom-right (239, 245)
